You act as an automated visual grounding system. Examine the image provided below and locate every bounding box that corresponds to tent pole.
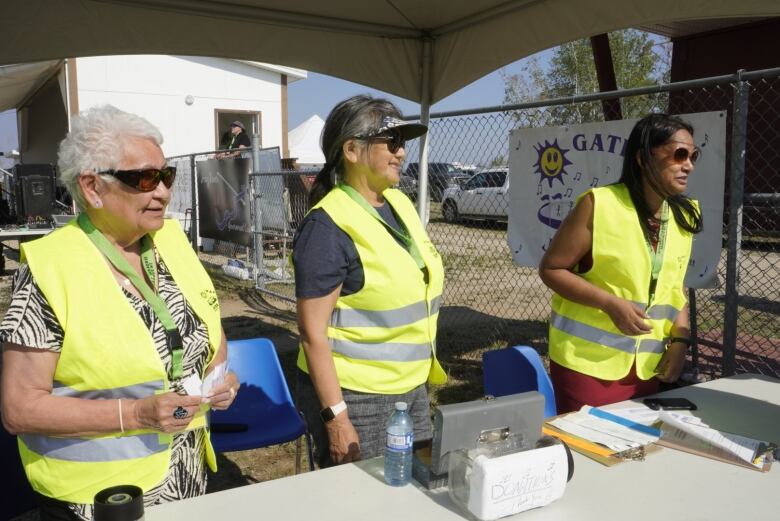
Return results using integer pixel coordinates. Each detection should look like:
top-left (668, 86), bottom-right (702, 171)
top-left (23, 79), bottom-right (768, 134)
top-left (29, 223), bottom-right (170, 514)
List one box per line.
top-left (417, 37), bottom-right (433, 226)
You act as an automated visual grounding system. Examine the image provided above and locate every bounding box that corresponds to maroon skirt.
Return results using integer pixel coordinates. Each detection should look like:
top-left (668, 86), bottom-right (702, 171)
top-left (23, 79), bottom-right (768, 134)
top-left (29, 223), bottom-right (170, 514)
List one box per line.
top-left (550, 360), bottom-right (659, 414)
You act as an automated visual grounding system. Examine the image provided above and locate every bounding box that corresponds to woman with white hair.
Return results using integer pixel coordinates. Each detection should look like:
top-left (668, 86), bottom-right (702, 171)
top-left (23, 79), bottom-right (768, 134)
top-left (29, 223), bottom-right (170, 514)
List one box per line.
top-left (0, 105), bottom-right (238, 520)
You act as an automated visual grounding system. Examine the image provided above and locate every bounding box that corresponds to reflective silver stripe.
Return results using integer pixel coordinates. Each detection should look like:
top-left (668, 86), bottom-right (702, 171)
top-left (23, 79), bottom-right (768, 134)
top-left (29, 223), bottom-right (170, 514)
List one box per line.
top-left (51, 380), bottom-right (164, 400)
top-left (638, 338), bottom-right (666, 355)
top-left (646, 304), bottom-right (680, 322)
top-left (550, 312), bottom-right (636, 354)
top-left (20, 432), bottom-right (168, 462)
top-left (331, 296), bottom-right (440, 329)
top-left (330, 338), bottom-right (431, 362)
top-left (430, 295), bottom-right (441, 315)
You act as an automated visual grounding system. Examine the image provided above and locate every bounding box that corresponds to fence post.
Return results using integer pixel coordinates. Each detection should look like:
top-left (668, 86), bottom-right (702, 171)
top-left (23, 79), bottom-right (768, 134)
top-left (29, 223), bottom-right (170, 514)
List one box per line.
top-left (722, 70), bottom-right (749, 377)
top-left (189, 154), bottom-right (198, 250)
top-left (688, 287), bottom-right (699, 379)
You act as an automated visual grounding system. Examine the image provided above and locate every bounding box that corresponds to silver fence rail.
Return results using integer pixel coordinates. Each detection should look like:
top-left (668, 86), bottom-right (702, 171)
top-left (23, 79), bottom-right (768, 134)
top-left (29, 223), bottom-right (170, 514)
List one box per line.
top-left (169, 67), bottom-right (780, 381)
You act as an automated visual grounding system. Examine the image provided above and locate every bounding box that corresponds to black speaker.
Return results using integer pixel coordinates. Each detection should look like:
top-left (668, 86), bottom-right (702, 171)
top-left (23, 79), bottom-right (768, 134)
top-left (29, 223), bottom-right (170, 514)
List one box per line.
top-left (13, 163), bottom-right (56, 179)
top-left (15, 175), bottom-right (56, 224)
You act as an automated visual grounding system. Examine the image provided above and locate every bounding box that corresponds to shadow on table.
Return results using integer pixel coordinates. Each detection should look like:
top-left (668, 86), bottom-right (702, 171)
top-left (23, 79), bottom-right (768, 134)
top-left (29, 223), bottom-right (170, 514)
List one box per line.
top-left (352, 457), bottom-right (466, 517)
top-left (647, 373), bottom-right (780, 442)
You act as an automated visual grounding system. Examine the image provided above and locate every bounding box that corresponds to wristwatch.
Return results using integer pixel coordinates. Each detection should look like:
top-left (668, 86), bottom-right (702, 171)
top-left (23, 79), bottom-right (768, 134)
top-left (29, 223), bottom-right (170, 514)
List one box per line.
top-left (319, 400), bottom-right (347, 423)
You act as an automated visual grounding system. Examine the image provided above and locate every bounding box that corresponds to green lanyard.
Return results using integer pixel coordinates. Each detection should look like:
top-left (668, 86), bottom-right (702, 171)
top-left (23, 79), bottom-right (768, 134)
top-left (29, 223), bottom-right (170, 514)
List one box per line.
top-left (645, 201), bottom-right (669, 304)
top-left (337, 183), bottom-right (426, 270)
top-left (77, 214), bottom-right (184, 380)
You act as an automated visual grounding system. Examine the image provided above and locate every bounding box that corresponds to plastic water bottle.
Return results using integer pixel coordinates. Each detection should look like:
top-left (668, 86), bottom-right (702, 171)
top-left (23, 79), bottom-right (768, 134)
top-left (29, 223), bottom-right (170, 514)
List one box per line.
top-left (384, 401), bottom-right (414, 486)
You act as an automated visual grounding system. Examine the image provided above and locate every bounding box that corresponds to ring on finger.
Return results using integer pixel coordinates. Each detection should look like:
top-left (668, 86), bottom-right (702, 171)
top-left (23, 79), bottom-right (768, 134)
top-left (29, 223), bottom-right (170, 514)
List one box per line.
top-left (173, 406), bottom-right (188, 420)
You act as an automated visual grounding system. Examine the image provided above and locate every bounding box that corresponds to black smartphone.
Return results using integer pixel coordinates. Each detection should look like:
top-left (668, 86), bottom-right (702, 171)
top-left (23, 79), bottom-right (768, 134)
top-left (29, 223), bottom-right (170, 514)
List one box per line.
top-left (643, 397), bottom-right (697, 411)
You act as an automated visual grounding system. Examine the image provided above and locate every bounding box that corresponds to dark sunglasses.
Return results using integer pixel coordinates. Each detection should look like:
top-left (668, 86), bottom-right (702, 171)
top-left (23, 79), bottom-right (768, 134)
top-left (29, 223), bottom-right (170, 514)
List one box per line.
top-left (671, 146), bottom-right (701, 164)
top-left (98, 166), bottom-right (177, 192)
top-left (356, 131), bottom-right (406, 153)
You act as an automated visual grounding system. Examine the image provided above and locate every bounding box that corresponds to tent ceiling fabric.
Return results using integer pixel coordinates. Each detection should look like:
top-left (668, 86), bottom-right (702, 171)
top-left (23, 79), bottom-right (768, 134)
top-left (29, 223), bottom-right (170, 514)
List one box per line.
top-left (0, 61), bottom-right (62, 112)
top-left (4, 1), bottom-right (780, 104)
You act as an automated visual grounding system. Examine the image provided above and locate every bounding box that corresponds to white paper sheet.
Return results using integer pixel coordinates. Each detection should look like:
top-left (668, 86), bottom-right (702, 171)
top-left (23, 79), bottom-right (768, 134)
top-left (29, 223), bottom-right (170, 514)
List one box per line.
top-left (201, 361), bottom-right (228, 396)
top-left (548, 406), bottom-right (660, 452)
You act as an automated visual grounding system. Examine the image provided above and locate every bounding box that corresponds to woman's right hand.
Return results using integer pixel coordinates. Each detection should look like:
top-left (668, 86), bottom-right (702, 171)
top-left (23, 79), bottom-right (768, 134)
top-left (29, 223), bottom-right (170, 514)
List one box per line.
top-left (604, 296), bottom-right (652, 336)
top-left (324, 414), bottom-right (361, 464)
top-left (133, 392), bottom-right (204, 433)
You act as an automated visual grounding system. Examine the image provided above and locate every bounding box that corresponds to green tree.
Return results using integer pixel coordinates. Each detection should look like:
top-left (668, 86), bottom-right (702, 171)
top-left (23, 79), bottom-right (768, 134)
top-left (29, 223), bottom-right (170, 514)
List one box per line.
top-left (502, 30), bottom-right (670, 126)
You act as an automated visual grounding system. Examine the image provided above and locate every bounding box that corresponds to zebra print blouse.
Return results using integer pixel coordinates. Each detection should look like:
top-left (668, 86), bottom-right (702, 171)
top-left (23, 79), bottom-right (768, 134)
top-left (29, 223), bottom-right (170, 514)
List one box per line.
top-left (0, 254), bottom-right (211, 520)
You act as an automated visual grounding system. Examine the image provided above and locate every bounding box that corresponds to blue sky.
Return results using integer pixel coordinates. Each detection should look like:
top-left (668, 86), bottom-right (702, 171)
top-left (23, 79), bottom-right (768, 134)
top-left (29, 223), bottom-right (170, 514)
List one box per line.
top-left (288, 49), bottom-right (554, 129)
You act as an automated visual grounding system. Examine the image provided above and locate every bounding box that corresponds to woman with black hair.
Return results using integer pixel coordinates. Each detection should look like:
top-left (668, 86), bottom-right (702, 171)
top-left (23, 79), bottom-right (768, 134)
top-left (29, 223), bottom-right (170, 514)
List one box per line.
top-left (540, 113), bottom-right (702, 414)
top-left (292, 95), bottom-right (446, 467)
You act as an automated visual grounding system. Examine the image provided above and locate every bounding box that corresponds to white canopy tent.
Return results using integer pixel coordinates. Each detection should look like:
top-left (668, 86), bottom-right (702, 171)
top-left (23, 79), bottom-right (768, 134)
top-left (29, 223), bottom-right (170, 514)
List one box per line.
top-left (288, 115), bottom-right (325, 168)
top-left (4, 0), bottom-right (780, 218)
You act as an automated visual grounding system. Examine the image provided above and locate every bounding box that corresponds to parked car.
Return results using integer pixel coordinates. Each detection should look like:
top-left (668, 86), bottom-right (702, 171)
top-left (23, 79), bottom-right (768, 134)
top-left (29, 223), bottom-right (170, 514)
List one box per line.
top-left (441, 167), bottom-right (509, 223)
top-left (399, 162), bottom-right (468, 202)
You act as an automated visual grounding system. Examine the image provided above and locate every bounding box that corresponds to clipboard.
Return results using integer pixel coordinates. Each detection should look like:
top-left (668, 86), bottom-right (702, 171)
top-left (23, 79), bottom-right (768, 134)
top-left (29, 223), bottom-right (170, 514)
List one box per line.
top-left (657, 425), bottom-right (774, 472)
top-left (542, 423), bottom-right (663, 467)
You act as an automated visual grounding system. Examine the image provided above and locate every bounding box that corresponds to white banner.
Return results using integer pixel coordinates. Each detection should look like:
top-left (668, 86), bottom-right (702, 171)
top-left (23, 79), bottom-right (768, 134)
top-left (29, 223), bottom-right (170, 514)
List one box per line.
top-left (507, 111), bottom-right (727, 289)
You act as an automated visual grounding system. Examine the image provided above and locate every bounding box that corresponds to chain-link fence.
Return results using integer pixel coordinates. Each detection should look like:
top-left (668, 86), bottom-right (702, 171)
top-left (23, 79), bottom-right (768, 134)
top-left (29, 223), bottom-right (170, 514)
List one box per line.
top-left (170, 67), bottom-right (780, 382)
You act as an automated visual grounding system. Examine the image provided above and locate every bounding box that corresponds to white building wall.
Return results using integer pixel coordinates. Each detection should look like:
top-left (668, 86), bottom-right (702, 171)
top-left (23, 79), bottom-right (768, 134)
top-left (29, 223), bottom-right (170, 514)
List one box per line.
top-left (75, 55), bottom-right (284, 158)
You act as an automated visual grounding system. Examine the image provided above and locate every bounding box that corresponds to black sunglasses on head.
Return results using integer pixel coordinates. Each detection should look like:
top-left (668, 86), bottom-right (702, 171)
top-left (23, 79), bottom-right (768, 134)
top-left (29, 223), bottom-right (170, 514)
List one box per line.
top-left (355, 130), bottom-right (406, 153)
top-left (98, 166), bottom-right (177, 192)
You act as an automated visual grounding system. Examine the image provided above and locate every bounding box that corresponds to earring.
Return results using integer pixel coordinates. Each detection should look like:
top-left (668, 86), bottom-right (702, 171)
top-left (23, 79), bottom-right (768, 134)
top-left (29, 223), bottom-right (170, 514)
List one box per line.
top-left (93, 199), bottom-right (102, 208)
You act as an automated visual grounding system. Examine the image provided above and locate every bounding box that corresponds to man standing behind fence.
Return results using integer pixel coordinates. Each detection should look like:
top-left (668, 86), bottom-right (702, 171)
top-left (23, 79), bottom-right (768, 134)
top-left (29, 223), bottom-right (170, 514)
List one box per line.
top-left (216, 120), bottom-right (250, 158)
top-left (539, 113), bottom-right (703, 413)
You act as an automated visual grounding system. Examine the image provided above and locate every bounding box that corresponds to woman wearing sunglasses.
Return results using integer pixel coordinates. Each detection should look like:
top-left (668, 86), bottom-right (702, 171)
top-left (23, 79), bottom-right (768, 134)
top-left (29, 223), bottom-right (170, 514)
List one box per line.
top-left (540, 113), bottom-right (703, 414)
top-left (293, 95), bottom-right (446, 468)
top-left (0, 105), bottom-right (237, 520)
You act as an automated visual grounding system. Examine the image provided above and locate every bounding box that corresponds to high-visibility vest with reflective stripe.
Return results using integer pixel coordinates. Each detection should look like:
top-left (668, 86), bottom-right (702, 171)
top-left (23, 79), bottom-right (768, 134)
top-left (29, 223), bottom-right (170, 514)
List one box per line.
top-left (549, 184), bottom-right (694, 380)
top-left (296, 188), bottom-right (447, 393)
top-left (19, 219), bottom-right (221, 504)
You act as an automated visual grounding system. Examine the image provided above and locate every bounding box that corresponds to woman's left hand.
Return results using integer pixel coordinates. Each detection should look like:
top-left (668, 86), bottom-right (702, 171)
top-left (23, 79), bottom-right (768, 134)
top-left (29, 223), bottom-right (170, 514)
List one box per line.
top-left (205, 371), bottom-right (240, 410)
top-left (655, 343), bottom-right (687, 383)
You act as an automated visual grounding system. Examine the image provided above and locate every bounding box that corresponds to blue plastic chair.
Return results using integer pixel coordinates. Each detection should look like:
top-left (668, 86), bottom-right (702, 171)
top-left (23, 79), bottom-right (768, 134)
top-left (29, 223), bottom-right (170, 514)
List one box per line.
top-left (482, 345), bottom-right (557, 418)
top-left (210, 338), bottom-right (313, 471)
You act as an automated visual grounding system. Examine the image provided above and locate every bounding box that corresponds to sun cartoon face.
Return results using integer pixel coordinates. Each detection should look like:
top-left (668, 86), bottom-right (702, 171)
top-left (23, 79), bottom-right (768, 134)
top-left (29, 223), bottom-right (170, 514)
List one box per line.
top-left (533, 139), bottom-right (572, 187)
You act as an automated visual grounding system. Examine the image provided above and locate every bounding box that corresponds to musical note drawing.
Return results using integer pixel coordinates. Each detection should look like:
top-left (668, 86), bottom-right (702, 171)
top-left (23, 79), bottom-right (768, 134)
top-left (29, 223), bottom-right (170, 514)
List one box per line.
top-left (573, 172), bottom-right (582, 181)
top-left (701, 133), bottom-right (709, 148)
top-left (589, 177), bottom-right (599, 187)
top-left (699, 265), bottom-right (709, 277)
top-left (605, 166), bottom-right (611, 177)
top-left (564, 187), bottom-right (573, 198)
top-left (569, 201), bottom-right (574, 210)
top-left (537, 183), bottom-right (543, 195)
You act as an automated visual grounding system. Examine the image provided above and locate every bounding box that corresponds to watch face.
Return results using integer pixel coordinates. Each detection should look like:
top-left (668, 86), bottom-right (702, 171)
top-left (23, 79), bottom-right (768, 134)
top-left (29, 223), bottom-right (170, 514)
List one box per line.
top-left (320, 407), bottom-right (335, 423)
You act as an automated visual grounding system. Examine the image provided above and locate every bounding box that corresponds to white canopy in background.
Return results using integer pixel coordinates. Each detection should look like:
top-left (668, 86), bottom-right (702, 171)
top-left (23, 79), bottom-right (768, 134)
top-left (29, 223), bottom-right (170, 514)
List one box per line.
top-left (288, 115), bottom-right (325, 167)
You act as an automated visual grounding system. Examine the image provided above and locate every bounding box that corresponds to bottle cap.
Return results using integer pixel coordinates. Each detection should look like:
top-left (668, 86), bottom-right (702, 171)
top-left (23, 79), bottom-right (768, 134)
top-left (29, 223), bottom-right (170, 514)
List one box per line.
top-left (395, 401), bottom-right (408, 411)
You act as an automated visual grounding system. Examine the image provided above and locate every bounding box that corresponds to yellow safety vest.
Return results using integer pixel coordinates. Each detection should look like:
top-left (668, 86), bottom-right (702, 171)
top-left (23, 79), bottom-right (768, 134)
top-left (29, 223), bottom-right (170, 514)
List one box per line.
top-left (296, 188), bottom-right (447, 394)
top-left (549, 184), bottom-right (694, 380)
top-left (18, 219), bottom-right (221, 504)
